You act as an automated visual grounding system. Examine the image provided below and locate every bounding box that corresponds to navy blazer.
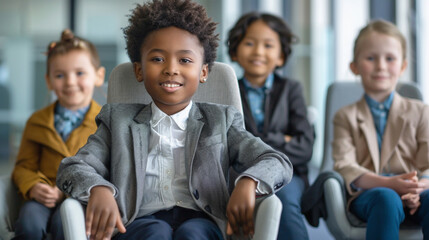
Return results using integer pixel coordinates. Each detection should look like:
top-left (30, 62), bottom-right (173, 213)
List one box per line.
top-left (239, 74), bottom-right (314, 186)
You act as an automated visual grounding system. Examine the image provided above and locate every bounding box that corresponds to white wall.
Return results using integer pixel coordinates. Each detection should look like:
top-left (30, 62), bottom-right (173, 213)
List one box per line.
top-left (417, 0), bottom-right (429, 103)
top-left (334, 0), bottom-right (369, 82)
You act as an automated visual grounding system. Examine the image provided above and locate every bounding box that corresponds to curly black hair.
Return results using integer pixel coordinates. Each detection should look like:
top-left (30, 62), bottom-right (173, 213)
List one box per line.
top-left (123, 0), bottom-right (219, 70)
top-left (226, 12), bottom-right (297, 67)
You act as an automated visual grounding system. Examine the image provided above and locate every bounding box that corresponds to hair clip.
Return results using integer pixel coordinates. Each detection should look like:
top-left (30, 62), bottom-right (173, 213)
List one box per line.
top-left (44, 41), bottom-right (57, 56)
top-left (49, 42), bottom-right (57, 49)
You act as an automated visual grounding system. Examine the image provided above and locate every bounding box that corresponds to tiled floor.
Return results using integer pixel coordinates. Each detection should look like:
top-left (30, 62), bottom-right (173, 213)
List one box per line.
top-left (306, 219), bottom-right (335, 240)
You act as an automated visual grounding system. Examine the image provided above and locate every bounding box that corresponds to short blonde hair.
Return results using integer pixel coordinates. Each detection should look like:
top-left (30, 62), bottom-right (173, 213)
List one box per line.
top-left (352, 19), bottom-right (407, 62)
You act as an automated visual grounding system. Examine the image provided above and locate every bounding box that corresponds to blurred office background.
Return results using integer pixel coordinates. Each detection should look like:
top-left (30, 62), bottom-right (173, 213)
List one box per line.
top-left (0, 0), bottom-right (427, 239)
top-left (1, 0), bottom-right (428, 169)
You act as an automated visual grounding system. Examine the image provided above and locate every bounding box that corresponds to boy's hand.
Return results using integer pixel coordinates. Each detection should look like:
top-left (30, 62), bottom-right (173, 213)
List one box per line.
top-left (86, 186), bottom-right (126, 240)
top-left (389, 172), bottom-right (425, 195)
top-left (54, 186), bottom-right (65, 203)
top-left (29, 182), bottom-right (62, 208)
top-left (401, 178), bottom-right (429, 215)
top-left (226, 177), bottom-right (256, 237)
top-left (419, 178), bottom-right (429, 190)
top-left (401, 193), bottom-right (420, 215)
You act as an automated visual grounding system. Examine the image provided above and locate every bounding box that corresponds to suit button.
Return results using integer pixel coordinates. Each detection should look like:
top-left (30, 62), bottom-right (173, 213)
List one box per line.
top-left (62, 180), bottom-right (73, 194)
top-left (204, 205), bottom-right (212, 214)
top-left (193, 189), bottom-right (199, 200)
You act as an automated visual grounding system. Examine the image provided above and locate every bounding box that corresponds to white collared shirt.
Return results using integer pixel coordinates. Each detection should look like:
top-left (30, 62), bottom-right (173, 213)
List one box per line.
top-left (138, 101), bottom-right (199, 217)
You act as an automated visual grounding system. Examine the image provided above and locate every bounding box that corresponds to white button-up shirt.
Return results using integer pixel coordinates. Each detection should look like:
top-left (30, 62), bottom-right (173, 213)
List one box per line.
top-left (138, 102), bottom-right (199, 217)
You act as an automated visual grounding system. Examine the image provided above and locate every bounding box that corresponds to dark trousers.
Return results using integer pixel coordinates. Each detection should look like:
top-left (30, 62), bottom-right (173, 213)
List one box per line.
top-left (12, 200), bottom-right (64, 240)
top-left (276, 174), bottom-right (309, 240)
top-left (351, 187), bottom-right (429, 240)
top-left (113, 207), bottom-right (223, 240)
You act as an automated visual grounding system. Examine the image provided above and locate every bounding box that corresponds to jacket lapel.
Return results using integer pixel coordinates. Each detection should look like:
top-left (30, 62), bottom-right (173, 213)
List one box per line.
top-left (238, 80), bottom-right (258, 133)
top-left (131, 104), bottom-right (151, 211)
top-left (356, 98), bottom-right (380, 173)
top-left (29, 102), bottom-right (70, 157)
top-left (380, 94), bottom-right (406, 171)
top-left (185, 103), bottom-right (204, 177)
top-left (264, 74), bottom-right (284, 131)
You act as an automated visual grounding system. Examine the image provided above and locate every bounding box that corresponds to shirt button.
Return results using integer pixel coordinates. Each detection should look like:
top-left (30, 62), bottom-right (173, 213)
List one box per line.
top-left (379, 104), bottom-right (384, 109)
top-left (164, 185), bottom-right (169, 190)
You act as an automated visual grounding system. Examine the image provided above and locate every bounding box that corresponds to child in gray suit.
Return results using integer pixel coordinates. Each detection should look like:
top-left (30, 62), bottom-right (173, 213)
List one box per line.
top-left (56, 0), bottom-right (292, 239)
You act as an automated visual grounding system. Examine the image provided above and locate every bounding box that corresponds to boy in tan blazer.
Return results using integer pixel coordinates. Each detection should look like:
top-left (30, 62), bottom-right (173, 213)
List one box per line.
top-left (333, 20), bottom-right (429, 240)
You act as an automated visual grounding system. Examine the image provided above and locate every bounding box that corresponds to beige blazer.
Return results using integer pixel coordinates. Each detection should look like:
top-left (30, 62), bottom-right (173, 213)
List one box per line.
top-left (332, 93), bottom-right (429, 199)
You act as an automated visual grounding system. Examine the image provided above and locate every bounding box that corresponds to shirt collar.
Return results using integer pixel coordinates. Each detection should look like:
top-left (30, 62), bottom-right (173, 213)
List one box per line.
top-left (364, 91), bottom-right (395, 111)
top-left (242, 73), bottom-right (274, 91)
top-left (55, 102), bottom-right (90, 119)
top-left (150, 101), bottom-right (192, 130)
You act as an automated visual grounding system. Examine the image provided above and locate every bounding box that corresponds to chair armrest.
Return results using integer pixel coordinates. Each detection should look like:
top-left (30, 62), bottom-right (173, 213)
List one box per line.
top-left (252, 195), bottom-right (282, 240)
top-left (0, 175), bottom-right (22, 239)
top-left (61, 195), bottom-right (283, 240)
top-left (323, 176), bottom-right (366, 239)
top-left (60, 198), bottom-right (87, 240)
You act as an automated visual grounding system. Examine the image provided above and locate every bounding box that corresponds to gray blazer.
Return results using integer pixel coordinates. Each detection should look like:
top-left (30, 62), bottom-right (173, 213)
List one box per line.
top-left (57, 102), bottom-right (292, 237)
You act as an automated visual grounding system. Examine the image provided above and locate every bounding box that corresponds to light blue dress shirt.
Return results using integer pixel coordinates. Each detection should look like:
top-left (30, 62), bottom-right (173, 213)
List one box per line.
top-left (364, 91), bottom-right (394, 153)
top-left (242, 74), bottom-right (274, 132)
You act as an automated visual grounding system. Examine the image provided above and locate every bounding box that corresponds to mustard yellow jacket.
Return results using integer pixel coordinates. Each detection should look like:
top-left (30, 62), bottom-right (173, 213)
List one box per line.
top-left (12, 100), bottom-right (101, 199)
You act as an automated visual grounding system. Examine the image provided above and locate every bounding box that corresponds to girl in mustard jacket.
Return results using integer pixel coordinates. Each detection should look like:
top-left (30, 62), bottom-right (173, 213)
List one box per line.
top-left (11, 29), bottom-right (104, 240)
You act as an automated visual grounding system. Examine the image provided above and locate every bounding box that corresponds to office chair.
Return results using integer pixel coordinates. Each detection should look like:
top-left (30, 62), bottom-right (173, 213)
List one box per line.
top-left (60, 62), bottom-right (283, 240)
top-left (0, 175), bottom-right (22, 239)
top-left (321, 81), bottom-right (423, 240)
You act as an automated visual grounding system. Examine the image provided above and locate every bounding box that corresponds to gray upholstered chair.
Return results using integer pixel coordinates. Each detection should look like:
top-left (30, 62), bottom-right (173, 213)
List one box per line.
top-left (321, 81), bottom-right (423, 240)
top-left (60, 62), bottom-right (283, 240)
top-left (0, 175), bottom-right (22, 239)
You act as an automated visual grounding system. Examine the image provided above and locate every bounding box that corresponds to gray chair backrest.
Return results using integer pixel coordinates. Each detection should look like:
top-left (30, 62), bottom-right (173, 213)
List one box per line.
top-left (93, 83), bottom-right (108, 106)
top-left (107, 62), bottom-right (243, 114)
top-left (320, 81), bottom-right (423, 172)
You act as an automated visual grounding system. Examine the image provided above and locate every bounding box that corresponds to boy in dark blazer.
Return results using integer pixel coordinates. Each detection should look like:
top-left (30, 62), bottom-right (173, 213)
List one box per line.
top-left (227, 12), bottom-right (314, 240)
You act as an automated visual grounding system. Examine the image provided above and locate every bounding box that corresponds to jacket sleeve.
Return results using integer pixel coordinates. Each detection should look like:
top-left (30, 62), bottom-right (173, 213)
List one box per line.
top-left (415, 104), bottom-right (429, 177)
top-left (56, 104), bottom-right (117, 202)
top-left (332, 108), bottom-right (371, 195)
top-left (12, 120), bottom-right (50, 199)
top-left (262, 82), bottom-right (314, 167)
top-left (226, 106), bottom-right (293, 195)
